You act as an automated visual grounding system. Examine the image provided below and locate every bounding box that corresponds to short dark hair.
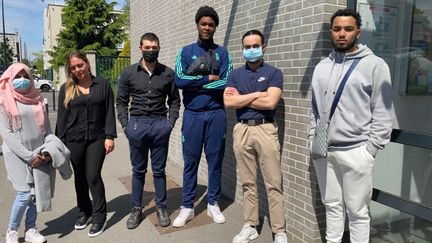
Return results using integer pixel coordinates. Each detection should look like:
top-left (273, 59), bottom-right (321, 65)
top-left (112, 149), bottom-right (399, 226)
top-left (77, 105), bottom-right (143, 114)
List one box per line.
top-left (195, 6), bottom-right (219, 27)
top-left (330, 8), bottom-right (362, 29)
top-left (140, 32), bottom-right (159, 46)
top-left (242, 29), bottom-right (265, 45)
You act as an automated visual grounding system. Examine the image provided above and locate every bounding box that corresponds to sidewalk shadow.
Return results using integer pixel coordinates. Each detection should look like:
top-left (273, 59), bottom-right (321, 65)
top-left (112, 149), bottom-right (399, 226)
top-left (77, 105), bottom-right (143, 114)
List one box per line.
top-left (117, 174), bottom-right (225, 234)
top-left (40, 207), bottom-right (78, 238)
top-left (40, 194), bottom-right (148, 238)
top-left (105, 194), bottom-right (140, 230)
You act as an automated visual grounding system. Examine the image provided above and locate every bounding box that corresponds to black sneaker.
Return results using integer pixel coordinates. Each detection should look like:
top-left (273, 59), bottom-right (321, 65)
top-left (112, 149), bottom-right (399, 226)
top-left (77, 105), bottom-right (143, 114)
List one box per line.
top-left (126, 207), bottom-right (142, 229)
top-left (88, 221), bottom-right (107, 237)
top-left (156, 206), bottom-right (171, 227)
top-left (74, 215), bottom-right (91, 230)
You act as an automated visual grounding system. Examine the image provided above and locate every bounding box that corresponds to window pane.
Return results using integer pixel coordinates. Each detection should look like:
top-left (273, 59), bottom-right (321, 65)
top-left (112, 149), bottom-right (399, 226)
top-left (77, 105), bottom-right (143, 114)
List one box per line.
top-left (370, 201), bottom-right (432, 243)
top-left (357, 0), bottom-right (432, 135)
top-left (373, 143), bottom-right (432, 204)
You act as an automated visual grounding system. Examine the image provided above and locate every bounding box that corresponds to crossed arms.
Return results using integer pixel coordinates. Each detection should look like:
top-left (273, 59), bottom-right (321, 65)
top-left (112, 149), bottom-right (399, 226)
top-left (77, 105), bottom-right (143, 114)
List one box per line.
top-left (223, 87), bottom-right (282, 110)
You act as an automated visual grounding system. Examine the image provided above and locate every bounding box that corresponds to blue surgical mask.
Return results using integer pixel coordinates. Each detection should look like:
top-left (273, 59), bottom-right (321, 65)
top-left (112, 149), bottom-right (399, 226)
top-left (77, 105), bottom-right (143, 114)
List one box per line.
top-left (243, 47), bottom-right (263, 63)
top-left (12, 77), bottom-right (31, 91)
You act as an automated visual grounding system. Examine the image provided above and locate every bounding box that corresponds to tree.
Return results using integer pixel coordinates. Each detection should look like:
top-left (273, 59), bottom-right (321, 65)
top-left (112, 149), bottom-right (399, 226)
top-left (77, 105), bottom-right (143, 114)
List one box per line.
top-left (0, 40), bottom-right (13, 70)
top-left (122, 0), bottom-right (130, 32)
top-left (32, 51), bottom-right (45, 76)
top-left (49, 0), bottom-right (127, 69)
top-left (119, 39), bottom-right (130, 57)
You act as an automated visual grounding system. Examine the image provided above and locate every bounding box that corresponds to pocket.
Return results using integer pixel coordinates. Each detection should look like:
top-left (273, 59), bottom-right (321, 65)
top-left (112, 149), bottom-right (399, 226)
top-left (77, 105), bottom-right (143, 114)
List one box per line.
top-left (124, 120), bottom-right (137, 140)
top-left (165, 119), bottom-right (173, 134)
top-left (361, 144), bottom-right (375, 162)
top-left (124, 120), bottom-right (130, 134)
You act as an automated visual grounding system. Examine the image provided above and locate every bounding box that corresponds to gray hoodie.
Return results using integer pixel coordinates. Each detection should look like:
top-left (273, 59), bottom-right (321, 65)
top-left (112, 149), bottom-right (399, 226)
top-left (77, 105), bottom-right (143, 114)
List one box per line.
top-left (309, 44), bottom-right (393, 156)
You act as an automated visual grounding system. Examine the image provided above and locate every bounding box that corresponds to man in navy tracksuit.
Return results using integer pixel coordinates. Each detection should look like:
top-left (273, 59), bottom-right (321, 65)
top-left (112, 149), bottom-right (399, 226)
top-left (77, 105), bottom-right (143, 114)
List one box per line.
top-left (172, 5), bottom-right (232, 227)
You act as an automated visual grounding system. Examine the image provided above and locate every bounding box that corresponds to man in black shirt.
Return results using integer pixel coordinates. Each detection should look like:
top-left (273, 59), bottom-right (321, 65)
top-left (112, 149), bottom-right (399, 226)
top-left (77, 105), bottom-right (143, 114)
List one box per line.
top-left (117, 33), bottom-right (180, 229)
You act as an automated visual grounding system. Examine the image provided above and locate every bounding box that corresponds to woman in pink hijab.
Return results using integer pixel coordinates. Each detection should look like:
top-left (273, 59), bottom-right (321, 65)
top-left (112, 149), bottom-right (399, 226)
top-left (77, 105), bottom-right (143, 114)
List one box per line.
top-left (0, 63), bottom-right (50, 243)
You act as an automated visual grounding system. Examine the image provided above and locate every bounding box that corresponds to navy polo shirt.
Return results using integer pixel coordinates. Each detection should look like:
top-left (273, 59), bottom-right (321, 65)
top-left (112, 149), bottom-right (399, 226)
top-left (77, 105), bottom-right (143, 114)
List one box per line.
top-left (226, 62), bottom-right (283, 120)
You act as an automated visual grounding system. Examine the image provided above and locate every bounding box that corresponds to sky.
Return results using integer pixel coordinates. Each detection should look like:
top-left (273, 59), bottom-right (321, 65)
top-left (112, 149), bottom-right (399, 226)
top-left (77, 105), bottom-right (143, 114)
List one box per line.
top-left (0, 0), bottom-right (125, 61)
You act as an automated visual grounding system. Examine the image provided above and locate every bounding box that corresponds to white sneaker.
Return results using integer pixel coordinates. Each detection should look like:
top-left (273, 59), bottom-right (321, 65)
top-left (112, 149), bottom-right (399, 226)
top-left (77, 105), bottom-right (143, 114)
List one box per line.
top-left (274, 232), bottom-right (287, 243)
top-left (25, 228), bottom-right (46, 243)
top-left (172, 206), bottom-right (194, 227)
top-left (232, 224), bottom-right (259, 243)
top-left (207, 203), bottom-right (226, 223)
top-left (5, 230), bottom-right (19, 243)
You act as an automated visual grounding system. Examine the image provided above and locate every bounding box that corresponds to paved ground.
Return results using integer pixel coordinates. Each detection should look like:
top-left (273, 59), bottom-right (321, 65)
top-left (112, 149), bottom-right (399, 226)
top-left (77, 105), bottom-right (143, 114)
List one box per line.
top-left (0, 110), bottom-right (275, 243)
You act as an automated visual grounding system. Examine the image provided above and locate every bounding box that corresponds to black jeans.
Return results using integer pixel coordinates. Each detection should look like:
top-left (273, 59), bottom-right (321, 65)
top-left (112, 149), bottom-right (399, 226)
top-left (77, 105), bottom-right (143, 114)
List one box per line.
top-left (67, 139), bottom-right (107, 224)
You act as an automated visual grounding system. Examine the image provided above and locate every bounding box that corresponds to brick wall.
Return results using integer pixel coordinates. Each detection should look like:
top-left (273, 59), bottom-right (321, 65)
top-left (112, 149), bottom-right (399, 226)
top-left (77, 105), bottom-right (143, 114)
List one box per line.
top-left (130, 0), bottom-right (347, 242)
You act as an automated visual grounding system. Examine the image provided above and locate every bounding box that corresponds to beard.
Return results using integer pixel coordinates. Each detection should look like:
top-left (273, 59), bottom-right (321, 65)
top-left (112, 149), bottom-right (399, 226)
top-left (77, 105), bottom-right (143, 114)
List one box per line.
top-left (332, 38), bottom-right (357, 52)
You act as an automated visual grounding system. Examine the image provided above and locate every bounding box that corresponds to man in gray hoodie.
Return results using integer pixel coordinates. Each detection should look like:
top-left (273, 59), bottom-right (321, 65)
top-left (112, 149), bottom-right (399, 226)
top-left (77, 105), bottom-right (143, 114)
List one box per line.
top-left (309, 9), bottom-right (393, 243)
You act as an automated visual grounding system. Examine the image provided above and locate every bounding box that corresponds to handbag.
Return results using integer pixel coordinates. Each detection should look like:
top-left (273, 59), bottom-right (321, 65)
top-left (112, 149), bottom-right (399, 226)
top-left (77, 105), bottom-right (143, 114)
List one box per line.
top-left (311, 59), bottom-right (360, 159)
top-left (186, 49), bottom-right (218, 76)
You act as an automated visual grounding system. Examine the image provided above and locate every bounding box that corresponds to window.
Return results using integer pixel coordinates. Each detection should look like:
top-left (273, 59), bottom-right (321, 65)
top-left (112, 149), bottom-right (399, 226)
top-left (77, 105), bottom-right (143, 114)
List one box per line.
top-left (353, 1), bottom-right (432, 242)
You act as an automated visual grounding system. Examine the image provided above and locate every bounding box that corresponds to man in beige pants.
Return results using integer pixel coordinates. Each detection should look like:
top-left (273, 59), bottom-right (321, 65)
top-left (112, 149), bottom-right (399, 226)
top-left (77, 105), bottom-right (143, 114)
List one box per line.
top-left (224, 29), bottom-right (287, 243)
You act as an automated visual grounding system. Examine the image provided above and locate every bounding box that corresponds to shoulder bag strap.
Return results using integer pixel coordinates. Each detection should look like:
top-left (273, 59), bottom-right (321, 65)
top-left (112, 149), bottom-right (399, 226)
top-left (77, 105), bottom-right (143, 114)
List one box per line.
top-left (329, 58), bottom-right (360, 120)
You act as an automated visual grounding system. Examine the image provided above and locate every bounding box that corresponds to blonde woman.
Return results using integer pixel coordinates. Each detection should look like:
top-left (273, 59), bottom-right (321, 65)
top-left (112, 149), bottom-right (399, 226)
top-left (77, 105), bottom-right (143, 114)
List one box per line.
top-left (56, 51), bottom-right (117, 237)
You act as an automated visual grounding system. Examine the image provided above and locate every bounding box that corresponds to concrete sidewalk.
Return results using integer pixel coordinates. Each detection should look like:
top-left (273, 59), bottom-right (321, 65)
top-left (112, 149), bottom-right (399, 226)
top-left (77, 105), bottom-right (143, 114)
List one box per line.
top-left (0, 111), bottom-right (274, 243)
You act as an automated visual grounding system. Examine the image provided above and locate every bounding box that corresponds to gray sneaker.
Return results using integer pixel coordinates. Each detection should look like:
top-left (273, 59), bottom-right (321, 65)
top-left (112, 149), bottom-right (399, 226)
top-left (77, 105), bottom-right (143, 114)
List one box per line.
top-left (126, 207), bottom-right (142, 229)
top-left (156, 206), bottom-right (171, 227)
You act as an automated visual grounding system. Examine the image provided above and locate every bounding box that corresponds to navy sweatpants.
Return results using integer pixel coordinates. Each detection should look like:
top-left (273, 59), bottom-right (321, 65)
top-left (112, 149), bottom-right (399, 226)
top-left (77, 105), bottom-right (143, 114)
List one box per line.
top-left (125, 116), bottom-right (172, 208)
top-left (181, 109), bottom-right (227, 208)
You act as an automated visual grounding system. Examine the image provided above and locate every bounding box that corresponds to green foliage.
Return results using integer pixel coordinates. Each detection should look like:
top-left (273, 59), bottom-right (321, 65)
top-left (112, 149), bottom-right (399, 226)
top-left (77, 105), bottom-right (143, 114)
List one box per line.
top-left (49, 0), bottom-right (128, 69)
top-left (122, 0), bottom-right (130, 32)
top-left (119, 39), bottom-right (130, 57)
top-left (0, 40), bottom-right (14, 69)
top-left (97, 55), bottom-right (130, 99)
top-left (32, 51), bottom-right (44, 75)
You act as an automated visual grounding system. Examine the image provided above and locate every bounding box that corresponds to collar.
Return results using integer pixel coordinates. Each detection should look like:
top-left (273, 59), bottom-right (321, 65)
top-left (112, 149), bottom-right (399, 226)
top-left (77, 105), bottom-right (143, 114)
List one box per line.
top-left (136, 58), bottom-right (161, 74)
top-left (196, 39), bottom-right (217, 50)
top-left (245, 60), bottom-right (265, 72)
top-left (91, 75), bottom-right (99, 84)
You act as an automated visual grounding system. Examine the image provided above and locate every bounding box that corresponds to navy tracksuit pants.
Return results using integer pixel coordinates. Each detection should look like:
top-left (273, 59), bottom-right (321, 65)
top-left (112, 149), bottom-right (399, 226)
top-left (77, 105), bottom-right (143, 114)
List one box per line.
top-left (181, 109), bottom-right (227, 208)
top-left (125, 116), bottom-right (172, 208)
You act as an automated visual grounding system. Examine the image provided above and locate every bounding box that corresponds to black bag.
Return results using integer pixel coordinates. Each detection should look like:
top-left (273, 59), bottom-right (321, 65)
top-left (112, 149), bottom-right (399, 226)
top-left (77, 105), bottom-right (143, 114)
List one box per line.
top-left (186, 49), bottom-right (218, 76)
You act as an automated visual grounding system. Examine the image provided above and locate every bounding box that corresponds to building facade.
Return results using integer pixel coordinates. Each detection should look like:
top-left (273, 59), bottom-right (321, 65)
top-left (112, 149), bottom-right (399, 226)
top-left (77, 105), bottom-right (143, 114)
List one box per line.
top-left (4, 32), bottom-right (21, 64)
top-left (130, 0), bottom-right (431, 242)
top-left (42, 4), bottom-right (64, 83)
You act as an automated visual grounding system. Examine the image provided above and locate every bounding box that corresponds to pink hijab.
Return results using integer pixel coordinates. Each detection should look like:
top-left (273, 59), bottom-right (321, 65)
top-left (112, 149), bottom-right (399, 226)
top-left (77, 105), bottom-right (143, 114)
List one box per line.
top-left (0, 63), bottom-right (45, 131)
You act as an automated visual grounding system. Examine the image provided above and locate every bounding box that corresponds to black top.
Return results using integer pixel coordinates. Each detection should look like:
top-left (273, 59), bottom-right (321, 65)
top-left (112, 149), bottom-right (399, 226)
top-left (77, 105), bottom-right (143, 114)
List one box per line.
top-left (116, 60), bottom-right (180, 128)
top-left (55, 77), bottom-right (117, 142)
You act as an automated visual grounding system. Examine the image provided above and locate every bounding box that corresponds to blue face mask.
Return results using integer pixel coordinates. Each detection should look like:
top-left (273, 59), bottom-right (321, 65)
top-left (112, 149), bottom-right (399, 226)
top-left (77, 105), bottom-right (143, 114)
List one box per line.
top-left (12, 77), bottom-right (31, 91)
top-left (243, 47), bottom-right (263, 63)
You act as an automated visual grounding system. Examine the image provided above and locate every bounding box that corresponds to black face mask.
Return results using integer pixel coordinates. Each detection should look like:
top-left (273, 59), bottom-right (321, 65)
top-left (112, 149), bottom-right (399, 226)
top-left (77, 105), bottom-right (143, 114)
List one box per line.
top-left (142, 50), bottom-right (159, 63)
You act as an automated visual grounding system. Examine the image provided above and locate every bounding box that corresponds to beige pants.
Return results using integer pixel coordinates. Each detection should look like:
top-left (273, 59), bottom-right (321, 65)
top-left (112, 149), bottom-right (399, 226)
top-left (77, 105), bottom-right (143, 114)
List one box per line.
top-left (233, 122), bottom-right (285, 233)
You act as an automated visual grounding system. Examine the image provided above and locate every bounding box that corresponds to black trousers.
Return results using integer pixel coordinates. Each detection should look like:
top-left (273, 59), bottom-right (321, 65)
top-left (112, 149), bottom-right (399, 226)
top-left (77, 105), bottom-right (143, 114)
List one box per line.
top-left (67, 139), bottom-right (107, 224)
